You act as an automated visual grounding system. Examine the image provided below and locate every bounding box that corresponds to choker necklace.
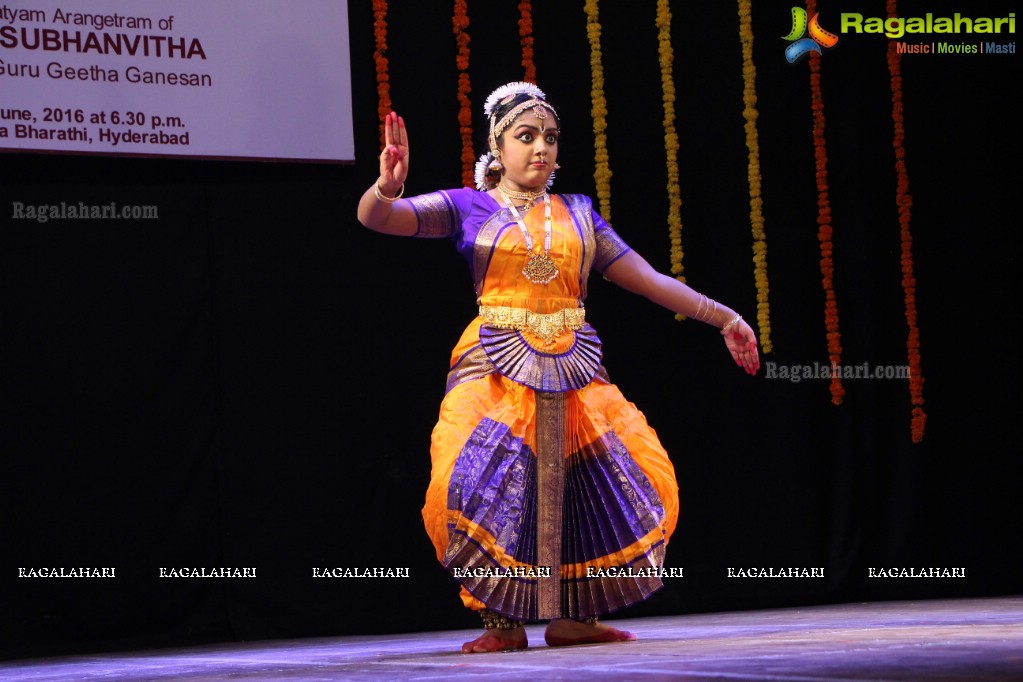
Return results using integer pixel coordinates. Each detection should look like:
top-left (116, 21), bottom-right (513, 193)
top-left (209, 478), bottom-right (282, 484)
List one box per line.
top-left (499, 189), bottom-right (559, 285)
top-left (498, 184), bottom-right (547, 210)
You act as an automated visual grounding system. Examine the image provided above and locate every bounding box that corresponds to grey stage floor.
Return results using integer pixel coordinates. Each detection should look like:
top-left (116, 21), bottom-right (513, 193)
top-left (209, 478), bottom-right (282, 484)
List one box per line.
top-left (2, 596), bottom-right (1021, 681)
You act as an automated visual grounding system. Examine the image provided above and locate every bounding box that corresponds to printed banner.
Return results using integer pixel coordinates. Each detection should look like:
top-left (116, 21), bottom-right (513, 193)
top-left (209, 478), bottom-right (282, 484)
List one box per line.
top-left (0, 0), bottom-right (354, 162)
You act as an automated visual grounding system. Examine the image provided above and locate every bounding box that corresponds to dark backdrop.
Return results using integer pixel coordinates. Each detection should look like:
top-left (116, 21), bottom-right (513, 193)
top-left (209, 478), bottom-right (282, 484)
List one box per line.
top-left (2, 0), bottom-right (1019, 660)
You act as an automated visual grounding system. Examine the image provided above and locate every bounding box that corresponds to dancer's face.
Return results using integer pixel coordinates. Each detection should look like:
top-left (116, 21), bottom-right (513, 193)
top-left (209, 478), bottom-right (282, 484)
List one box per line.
top-left (498, 110), bottom-right (559, 193)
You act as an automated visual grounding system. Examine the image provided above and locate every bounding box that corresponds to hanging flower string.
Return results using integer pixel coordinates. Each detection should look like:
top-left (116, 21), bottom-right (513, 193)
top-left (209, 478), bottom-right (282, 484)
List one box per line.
top-left (518, 1), bottom-right (536, 83)
top-left (453, 0), bottom-right (474, 187)
top-left (372, 0), bottom-right (391, 146)
top-left (886, 0), bottom-right (926, 442)
top-left (807, 0), bottom-right (844, 405)
top-left (654, 0), bottom-right (687, 321)
top-left (737, 0), bottom-right (773, 353)
top-left (584, 0), bottom-right (612, 221)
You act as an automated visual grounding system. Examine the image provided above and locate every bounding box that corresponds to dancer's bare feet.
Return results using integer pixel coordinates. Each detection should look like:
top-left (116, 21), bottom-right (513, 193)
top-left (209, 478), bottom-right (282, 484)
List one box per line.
top-left (544, 618), bottom-right (637, 647)
top-left (461, 626), bottom-right (528, 653)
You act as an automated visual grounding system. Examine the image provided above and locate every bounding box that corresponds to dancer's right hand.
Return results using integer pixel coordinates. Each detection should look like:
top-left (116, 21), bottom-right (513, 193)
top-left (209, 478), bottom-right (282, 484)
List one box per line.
top-left (378, 111), bottom-right (409, 195)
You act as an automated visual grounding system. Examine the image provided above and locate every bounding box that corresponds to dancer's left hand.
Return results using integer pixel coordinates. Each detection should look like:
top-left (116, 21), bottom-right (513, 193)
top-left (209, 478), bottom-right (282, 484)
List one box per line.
top-left (723, 319), bottom-right (760, 375)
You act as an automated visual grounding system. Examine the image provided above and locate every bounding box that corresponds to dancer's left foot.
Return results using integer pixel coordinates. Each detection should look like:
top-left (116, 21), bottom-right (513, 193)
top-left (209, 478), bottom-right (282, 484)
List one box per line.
top-left (461, 627), bottom-right (528, 653)
top-left (543, 618), bottom-right (637, 647)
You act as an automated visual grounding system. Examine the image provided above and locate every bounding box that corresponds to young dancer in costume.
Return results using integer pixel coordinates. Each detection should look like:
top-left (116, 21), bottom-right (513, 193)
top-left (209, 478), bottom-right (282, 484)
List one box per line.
top-left (358, 82), bottom-right (759, 653)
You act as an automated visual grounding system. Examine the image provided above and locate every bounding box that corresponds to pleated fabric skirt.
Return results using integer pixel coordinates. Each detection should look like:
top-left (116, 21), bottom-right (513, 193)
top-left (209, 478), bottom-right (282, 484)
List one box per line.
top-left (421, 333), bottom-right (679, 621)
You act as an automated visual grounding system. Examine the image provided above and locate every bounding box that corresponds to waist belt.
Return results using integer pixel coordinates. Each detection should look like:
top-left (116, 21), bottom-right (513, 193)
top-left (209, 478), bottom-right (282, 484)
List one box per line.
top-left (478, 305), bottom-right (586, 345)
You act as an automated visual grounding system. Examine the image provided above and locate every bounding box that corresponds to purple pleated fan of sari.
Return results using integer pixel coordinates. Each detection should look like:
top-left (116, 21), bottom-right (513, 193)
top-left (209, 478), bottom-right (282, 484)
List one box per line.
top-left (478, 324), bottom-right (603, 393)
top-left (444, 418), bottom-right (667, 620)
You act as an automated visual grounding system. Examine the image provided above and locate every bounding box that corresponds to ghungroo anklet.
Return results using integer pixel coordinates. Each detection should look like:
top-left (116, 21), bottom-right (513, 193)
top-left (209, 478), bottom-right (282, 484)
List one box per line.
top-left (480, 609), bottom-right (525, 630)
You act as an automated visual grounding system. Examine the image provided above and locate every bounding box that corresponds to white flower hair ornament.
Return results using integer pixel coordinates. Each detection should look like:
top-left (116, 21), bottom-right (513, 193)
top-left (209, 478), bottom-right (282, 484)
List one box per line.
top-left (474, 152), bottom-right (497, 191)
top-left (483, 82), bottom-right (547, 117)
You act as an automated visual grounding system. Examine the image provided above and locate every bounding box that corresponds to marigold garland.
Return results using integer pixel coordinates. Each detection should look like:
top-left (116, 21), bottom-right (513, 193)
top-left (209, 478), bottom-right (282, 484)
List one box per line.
top-left (653, 1), bottom-right (687, 321)
top-left (583, 0), bottom-right (612, 221)
top-left (806, 0), bottom-right (843, 405)
top-left (518, 1), bottom-right (536, 83)
top-left (372, 0), bottom-right (391, 146)
top-left (887, 0), bottom-right (926, 442)
top-left (737, 0), bottom-right (773, 353)
top-left (453, 0), bottom-right (474, 187)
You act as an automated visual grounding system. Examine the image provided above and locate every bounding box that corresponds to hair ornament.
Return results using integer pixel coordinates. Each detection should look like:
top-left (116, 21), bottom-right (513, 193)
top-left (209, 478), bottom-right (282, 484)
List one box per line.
top-left (483, 82), bottom-right (547, 117)
top-left (474, 152), bottom-right (495, 191)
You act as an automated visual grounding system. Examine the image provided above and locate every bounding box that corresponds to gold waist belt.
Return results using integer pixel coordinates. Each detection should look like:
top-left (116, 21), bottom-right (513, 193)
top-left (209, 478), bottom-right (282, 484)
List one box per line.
top-left (478, 305), bottom-right (586, 344)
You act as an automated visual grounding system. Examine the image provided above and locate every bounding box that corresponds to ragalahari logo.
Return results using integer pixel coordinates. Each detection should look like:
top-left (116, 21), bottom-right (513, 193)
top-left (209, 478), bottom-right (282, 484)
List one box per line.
top-left (783, 7), bottom-right (839, 63)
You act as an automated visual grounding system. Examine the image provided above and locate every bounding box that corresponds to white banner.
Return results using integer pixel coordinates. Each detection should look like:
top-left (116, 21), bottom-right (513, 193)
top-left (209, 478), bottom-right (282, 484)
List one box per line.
top-left (0, 0), bottom-right (354, 162)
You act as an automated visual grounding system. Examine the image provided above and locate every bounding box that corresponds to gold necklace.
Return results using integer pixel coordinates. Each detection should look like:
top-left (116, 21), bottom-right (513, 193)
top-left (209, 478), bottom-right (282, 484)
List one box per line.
top-left (499, 189), bottom-right (559, 285)
top-left (498, 183), bottom-right (547, 210)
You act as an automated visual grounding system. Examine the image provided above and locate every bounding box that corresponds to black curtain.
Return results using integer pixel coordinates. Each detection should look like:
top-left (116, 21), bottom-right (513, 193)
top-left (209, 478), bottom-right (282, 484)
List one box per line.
top-left (2, 0), bottom-right (1019, 660)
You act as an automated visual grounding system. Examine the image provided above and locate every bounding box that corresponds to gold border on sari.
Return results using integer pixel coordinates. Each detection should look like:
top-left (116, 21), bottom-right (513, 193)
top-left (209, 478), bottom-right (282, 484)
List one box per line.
top-left (561, 195), bottom-right (598, 301)
top-left (535, 391), bottom-right (566, 619)
top-left (408, 190), bottom-right (456, 238)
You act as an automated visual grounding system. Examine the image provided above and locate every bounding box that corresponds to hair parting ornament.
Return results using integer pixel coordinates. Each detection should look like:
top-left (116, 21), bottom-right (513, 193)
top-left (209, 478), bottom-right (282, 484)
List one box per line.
top-left (474, 82), bottom-right (559, 191)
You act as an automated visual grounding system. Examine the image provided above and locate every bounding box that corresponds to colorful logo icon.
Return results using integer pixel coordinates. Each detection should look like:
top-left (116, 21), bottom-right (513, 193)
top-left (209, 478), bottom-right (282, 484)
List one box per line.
top-left (783, 7), bottom-right (839, 63)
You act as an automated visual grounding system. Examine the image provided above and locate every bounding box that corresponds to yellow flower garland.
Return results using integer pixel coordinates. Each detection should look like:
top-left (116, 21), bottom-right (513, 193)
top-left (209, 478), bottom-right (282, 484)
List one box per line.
top-left (737, 0), bottom-right (772, 353)
top-left (655, 1), bottom-right (687, 321)
top-left (655, 1), bottom-right (682, 277)
top-left (583, 0), bottom-right (612, 222)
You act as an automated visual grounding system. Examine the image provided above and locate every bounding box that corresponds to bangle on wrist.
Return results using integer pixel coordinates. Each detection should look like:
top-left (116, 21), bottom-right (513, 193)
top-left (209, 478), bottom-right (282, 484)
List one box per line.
top-left (374, 182), bottom-right (404, 203)
top-left (720, 314), bottom-right (742, 333)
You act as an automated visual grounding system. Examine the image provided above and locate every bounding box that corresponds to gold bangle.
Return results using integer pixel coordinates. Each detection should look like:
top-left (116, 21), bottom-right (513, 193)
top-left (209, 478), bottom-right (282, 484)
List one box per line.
top-left (694, 294), bottom-right (707, 321)
top-left (695, 294), bottom-right (719, 323)
top-left (721, 314), bottom-right (742, 333)
top-left (374, 182), bottom-right (404, 203)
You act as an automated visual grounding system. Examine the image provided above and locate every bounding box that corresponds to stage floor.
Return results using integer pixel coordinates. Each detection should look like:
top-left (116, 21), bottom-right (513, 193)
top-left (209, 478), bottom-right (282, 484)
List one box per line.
top-left (2, 596), bottom-right (1021, 681)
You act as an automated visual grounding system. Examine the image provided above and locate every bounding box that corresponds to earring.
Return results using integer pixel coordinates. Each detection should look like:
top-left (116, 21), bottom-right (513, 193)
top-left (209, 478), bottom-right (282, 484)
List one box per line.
top-left (486, 155), bottom-right (504, 188)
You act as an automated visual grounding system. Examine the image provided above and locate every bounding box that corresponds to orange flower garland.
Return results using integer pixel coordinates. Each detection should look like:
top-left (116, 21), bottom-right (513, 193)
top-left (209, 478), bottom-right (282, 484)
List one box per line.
top-left (372, 0), bottom-right (390, 146)
top-left (583, 0), bottom-right (612, 221)
top-left (518, 1), bottom-right (536, 83)
top-left (806, 0), bottom-right (844, 405)
top-left (887, 0), bottom-right (926, 442)
top-left (453, 0), bottom-right (474, 187)
top-left (737, 0), bottom-right (772, 353)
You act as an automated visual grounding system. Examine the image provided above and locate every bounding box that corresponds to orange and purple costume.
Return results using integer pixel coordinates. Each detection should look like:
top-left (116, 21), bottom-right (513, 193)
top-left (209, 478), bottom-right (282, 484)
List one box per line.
top-left (410, 187), bottom-right (679, 621)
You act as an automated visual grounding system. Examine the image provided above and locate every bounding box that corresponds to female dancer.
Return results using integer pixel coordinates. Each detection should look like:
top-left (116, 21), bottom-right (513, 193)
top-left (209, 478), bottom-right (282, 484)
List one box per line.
top-left (358, 82), bottom-right (759, 653)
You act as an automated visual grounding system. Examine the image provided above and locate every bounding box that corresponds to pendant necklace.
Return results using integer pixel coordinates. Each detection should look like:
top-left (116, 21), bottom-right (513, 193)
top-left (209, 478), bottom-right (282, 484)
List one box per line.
top-left (499, 188), bottom-right (559, 285)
